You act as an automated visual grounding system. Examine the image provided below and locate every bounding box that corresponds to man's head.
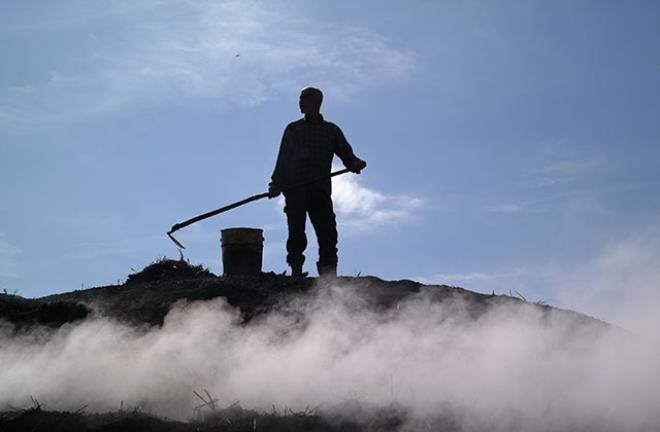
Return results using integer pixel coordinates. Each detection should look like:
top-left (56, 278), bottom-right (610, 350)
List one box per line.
top-left (299, 86), bottom-right (323, 115)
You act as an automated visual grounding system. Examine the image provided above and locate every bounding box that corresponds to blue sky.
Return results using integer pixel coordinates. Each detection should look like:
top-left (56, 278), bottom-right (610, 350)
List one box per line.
top-left (2, 1), bottom-right (659, 331)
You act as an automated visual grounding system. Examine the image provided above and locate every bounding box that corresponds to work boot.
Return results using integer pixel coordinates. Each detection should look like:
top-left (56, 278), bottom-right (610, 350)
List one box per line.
top-left (316, 262), bottom-right (337, 277)
top-left (290, 264), bottom-right (308, 278)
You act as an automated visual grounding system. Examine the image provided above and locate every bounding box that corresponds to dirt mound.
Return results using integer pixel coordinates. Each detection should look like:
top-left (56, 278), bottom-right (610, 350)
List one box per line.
top-left (38, 259), bottom-right (603, 329)
top-left (0, 401), bottom-right (456, 432)
top-left (126, 258), bottom-right (215, 285)
top-left (0, 293), bottom-right (89, 328)
top-left (42, 271), bottom-right (319, 326)
top-left (2, 261), bottom-right (619, 432)
top-left (0, 407), bottom-right (187, 432)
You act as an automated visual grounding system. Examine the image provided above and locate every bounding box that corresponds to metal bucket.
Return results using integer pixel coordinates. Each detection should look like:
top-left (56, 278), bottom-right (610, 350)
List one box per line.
top-left (221, 227), bottom-right (263, 275)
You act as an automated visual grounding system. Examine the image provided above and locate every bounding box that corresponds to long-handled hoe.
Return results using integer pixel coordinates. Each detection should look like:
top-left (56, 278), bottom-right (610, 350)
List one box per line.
top-left (167, 168), bottom-right (351, 249)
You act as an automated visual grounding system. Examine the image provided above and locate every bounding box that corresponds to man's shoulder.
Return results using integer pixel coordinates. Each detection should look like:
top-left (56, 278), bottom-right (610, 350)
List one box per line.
top-left (284, 118), bottom-right (342, 134)
top-left (323, 120), bottom-right (341, 130)
top-left (319, 120), bottom-right (344, 137)
top-left (285, 117), bottom-right (341, 126)
top-left (285, 118), bottom-right (306, 130)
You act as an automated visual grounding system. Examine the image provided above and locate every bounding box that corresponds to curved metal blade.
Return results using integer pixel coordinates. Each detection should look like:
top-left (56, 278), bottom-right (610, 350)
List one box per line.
top-left (167, 231), bottom-right (186, 249)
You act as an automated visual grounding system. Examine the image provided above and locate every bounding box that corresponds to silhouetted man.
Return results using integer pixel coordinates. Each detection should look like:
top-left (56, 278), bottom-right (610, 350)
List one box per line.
top-left (268, 87), bottom-right (367, 277)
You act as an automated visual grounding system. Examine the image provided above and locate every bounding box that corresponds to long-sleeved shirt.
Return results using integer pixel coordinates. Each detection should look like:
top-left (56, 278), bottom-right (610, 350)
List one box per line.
top-left (271, 115), bottom-right (360, 194)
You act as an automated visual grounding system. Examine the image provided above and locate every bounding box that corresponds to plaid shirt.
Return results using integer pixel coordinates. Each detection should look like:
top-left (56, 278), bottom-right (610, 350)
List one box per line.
top-left (271, 115), bottom-right (359, 194)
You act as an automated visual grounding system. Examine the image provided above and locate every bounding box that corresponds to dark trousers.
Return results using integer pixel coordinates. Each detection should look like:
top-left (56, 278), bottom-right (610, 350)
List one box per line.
top-left (284, 188), bottom-right (338, 268)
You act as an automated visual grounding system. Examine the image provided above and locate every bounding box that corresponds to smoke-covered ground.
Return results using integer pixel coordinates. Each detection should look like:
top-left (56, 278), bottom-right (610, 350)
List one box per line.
top-left (1, 278), bottom-right (659, 431)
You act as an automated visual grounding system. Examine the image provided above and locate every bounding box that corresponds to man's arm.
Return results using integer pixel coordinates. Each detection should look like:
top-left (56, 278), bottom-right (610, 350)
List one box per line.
top-left (333, 125), bottom-right (367, 173)
top-left (269, 126), bottom-right (293, 198)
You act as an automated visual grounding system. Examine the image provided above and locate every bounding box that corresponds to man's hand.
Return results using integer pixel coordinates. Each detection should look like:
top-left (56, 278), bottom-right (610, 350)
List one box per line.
top-left (268, 183), bottom-right (281, 198)
top-left (349, 158), bottom-right (367, 174)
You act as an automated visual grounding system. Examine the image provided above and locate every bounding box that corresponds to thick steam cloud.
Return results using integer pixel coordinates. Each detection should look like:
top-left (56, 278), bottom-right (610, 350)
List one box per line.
top-left (1, 281), bottom-right (659, 431)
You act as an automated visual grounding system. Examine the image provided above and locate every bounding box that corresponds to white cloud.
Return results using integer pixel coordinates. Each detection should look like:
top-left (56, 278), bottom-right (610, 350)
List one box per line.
top-left (0, 234), bottom-right (21, 279)
top-left (331, 173), bottom-right (423, 232)
top-left (1, 0), bottom-right (414, 124)
top-left (418, 272), bottom-right (492, 283)
top-left (416, 268), bottom-right (528, 285)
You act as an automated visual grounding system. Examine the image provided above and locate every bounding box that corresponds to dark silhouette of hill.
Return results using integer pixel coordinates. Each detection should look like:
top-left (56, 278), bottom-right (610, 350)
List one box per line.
top-left (0, 259), bottom-right (636, 432)
top-left (0, 400), bottom-right (451, 432)
top-left (0, 292), bottom-right (89, 329)
top-left (0, 258), bottom-right (606, 331)
top-left (31, 258), bottom-right (603, 329)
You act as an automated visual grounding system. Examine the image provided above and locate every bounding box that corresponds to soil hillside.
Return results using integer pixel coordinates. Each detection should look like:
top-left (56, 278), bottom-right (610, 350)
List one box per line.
top-left (0, 259), bottom-right (618, 432)
top-left (21, 258), bottom-right (599, 329)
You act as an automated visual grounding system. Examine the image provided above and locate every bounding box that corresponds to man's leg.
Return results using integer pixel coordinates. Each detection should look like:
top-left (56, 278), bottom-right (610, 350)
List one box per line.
top-left (308, 192), bottom-right (338, 276)
top-left (284, 192), bottom-right (307, 275)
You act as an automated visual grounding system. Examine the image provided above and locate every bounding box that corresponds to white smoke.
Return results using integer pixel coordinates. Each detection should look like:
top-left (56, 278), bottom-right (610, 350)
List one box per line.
top-left (558, 222), bottom-right (660, 342)
top-left (1, 282), bottom-right (659, 431)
